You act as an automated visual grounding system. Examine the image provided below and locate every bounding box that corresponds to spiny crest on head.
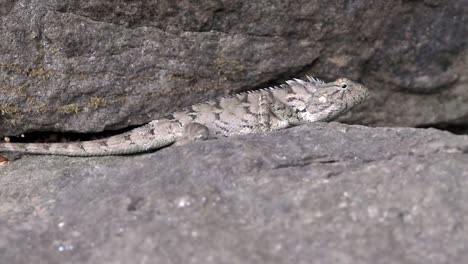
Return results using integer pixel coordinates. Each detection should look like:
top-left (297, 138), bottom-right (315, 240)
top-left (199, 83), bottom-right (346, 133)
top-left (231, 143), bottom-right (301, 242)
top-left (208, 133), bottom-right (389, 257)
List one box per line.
top-left (285, 75), bottom-right (325, 89)
top-left (306, 75), bottom-right (325, 85)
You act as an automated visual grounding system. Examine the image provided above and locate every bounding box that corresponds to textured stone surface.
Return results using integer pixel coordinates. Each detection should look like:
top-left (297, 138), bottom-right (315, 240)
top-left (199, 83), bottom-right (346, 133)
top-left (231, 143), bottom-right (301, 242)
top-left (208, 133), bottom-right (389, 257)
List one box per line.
top-left (2, 1), bottom-right (468, 263)
top-left (1, 0), bottom-right (467, 135)
top-left (1, 122), bottom-right (468, 263)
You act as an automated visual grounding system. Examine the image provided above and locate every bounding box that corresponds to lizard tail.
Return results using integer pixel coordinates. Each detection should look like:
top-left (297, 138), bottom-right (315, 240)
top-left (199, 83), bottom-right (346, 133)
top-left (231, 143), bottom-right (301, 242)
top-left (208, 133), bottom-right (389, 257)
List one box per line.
top-left (0, 120), bottom-right (182, 156)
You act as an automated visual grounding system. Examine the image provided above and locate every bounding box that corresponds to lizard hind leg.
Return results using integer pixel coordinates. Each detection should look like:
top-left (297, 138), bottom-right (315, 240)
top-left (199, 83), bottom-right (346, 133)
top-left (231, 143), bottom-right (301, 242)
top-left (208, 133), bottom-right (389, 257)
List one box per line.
top-left (174, 122), bottom-right (211, 146)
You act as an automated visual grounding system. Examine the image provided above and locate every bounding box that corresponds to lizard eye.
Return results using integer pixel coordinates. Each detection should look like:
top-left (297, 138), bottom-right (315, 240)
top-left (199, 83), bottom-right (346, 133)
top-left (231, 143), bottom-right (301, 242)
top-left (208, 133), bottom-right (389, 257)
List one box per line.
top-left (340, 83), bottom-right (348, 89)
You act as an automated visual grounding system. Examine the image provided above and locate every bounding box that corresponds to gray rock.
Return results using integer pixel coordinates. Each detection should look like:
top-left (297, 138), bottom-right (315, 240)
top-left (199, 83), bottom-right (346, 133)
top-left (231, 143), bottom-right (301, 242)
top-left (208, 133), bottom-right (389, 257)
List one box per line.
top-left (1, 0), bottom-right (467, 135)
top-left (1, 122), bottom-right (468, 263)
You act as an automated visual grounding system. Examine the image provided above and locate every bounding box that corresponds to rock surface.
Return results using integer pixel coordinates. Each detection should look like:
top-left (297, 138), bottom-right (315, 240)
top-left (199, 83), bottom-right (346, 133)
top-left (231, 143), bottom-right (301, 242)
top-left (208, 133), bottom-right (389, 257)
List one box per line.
top-left (1, 122), bottom-right (468, 263)
top-left (2, 1), bottom-right (468, 263)
top-left (1, 0), bottom-right (468, 135)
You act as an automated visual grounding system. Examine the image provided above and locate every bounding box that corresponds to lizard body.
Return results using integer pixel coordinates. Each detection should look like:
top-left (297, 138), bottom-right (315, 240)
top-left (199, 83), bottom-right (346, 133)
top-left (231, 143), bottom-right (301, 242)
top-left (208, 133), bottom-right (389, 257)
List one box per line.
top-left (0, 77), bottom-right (369, 156)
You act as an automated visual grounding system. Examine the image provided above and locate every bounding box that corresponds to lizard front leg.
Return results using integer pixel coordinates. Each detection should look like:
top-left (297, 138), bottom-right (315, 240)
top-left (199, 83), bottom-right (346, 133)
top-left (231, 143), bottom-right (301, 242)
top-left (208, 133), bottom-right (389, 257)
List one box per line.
top-left (271, 99), bottom-right (298, 123)
top-left (259, 93), bottom-right (298, 130)
top-left (300, 101), bottom-right (347, 122)
top-left (258, 93), bottom-right (299, 131)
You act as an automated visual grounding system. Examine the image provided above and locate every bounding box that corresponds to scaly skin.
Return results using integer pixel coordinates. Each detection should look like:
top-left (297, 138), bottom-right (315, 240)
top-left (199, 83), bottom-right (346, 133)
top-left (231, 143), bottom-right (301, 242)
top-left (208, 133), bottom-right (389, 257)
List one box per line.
top-left (0, 77), bottom-right (369, 156)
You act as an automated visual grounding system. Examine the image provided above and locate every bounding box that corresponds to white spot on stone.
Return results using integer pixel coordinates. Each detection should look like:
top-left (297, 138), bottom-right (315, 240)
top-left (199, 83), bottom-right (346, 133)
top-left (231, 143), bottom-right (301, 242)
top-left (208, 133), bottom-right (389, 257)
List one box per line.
top-left (58, 244), bottom-right (74, 252)
top-left (190, 230), bottom-right (199, 237)
top-left (58, 222), bottom-right (66, 228)
top-left (176, 196), bottom-right (191, 208)
top-left (273, 243), bottom-right (283, 251)
top-left (367, 206), bottom-right (379, 218)
top-left (318, 96), bottom-right (327, 103)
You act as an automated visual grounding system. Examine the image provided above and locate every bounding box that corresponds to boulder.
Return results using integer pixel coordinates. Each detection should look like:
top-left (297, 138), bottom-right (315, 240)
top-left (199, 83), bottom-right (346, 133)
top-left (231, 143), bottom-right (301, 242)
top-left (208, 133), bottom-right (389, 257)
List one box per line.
top-left (1, 0), bottom-right (467, 135)
top-left (1, 123), bottom-right (468, 263)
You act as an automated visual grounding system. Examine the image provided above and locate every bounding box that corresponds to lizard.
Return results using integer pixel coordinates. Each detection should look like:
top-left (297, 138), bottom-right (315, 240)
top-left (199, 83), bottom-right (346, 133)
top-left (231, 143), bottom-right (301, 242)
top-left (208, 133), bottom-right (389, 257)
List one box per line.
top-left (0, 76), bottom-right (369, 157)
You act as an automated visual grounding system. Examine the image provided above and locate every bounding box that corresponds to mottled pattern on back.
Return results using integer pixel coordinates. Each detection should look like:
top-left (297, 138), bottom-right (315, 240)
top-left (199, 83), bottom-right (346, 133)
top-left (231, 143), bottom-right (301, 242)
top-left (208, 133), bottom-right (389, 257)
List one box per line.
top-left (171, 91), bottom-right (287, 137)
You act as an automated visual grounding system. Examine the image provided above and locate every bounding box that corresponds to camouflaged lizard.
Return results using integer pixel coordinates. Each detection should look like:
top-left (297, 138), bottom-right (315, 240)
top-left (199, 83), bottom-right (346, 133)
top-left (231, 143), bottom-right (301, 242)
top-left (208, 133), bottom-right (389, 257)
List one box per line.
top-left (0, 77), bottom-right (369, 156)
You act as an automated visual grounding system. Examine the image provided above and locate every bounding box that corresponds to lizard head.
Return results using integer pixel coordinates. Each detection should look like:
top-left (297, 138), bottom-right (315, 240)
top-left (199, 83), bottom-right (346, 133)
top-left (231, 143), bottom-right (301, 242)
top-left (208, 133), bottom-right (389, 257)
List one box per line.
top-left (284, 77), bottom-right (370, 122)
top-left (321, 78), bottom-right (370, 109)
